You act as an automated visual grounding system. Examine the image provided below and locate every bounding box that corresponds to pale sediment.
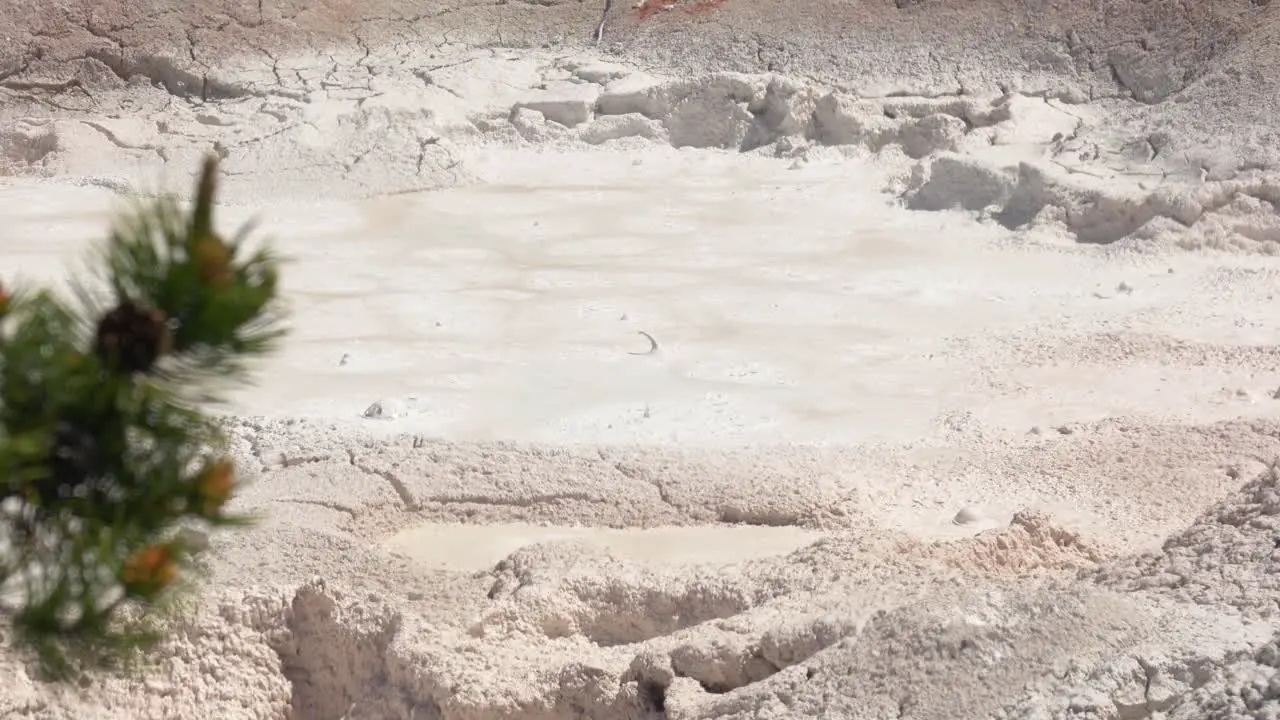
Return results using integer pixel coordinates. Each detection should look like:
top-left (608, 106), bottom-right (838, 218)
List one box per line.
top-left (4, 1), bottom-right (1280, 718)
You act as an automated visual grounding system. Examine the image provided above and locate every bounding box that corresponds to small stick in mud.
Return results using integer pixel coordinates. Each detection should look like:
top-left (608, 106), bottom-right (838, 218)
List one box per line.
top-left (594, 0), bottom-right (613, 42)
top-left (629, 330), bottom-right (659, 355)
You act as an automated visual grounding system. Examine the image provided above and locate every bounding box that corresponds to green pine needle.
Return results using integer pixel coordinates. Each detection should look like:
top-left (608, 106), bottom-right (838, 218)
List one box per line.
top-left (1, 154), bottom-right (287, 678)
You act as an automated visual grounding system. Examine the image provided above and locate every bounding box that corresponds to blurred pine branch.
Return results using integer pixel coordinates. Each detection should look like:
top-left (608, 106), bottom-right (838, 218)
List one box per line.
top-left (0, 155), bottom-right (286, 679)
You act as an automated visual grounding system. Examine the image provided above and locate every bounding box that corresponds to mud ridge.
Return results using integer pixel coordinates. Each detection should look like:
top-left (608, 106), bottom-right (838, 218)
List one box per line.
top-left (4, 47), bottom-right (1279, 250)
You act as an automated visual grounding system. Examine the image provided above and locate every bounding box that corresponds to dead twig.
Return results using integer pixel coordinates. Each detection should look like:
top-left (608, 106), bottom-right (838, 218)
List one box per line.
top-left (629, 330), bottom-right (659, 356)
top-left (594, 0), bottom-right (614, 43)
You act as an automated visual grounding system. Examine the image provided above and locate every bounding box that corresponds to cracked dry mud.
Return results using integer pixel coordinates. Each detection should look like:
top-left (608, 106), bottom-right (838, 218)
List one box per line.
top-left (5, 0), bottom-right (1280, 719)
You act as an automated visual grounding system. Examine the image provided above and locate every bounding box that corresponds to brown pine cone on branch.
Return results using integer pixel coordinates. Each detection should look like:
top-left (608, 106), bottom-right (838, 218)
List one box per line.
top-left (94, 301), bottom-right (173, 375)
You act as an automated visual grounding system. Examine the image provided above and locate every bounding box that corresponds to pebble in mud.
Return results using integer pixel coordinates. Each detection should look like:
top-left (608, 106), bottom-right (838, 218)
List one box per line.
top-left (363, 398), bottom-right (411, 419)
top-left (953, 506), bottom-right (984, 526)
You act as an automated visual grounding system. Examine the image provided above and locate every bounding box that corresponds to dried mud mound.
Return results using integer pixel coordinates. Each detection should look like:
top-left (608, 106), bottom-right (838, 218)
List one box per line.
top-left (3, 1), bottom-right (1280, 249)
top-left (7, 419), bottom-right (1280, 720)
top-left (1091, 462), bottom-right (1280, 619)
top-left (259, 463), bottom-right (1280, 720)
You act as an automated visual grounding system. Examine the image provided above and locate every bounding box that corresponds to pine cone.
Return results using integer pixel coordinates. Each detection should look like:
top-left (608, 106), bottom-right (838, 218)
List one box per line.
top-left (95, 301), bottom-right (172, 374)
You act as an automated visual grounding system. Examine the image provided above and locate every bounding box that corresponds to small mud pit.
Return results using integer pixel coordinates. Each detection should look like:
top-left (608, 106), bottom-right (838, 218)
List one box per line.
top-left (383, 521), bottom-right (825, 572)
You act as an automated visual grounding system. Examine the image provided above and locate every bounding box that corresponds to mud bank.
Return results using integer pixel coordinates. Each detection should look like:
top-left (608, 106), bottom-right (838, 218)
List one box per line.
top-left (4, 1), bottom-right (1280, 251)
top-left (7, 417), bottom-right (1280, 719)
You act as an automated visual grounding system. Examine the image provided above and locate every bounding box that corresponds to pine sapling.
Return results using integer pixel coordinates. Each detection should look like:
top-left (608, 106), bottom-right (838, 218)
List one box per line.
top-left (0, 155), bottom-right (286, 677)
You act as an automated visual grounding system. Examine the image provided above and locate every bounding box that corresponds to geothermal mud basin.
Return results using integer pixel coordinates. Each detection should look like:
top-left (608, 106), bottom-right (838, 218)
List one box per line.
top-left (5, 0), bottom-right (1280, 718)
